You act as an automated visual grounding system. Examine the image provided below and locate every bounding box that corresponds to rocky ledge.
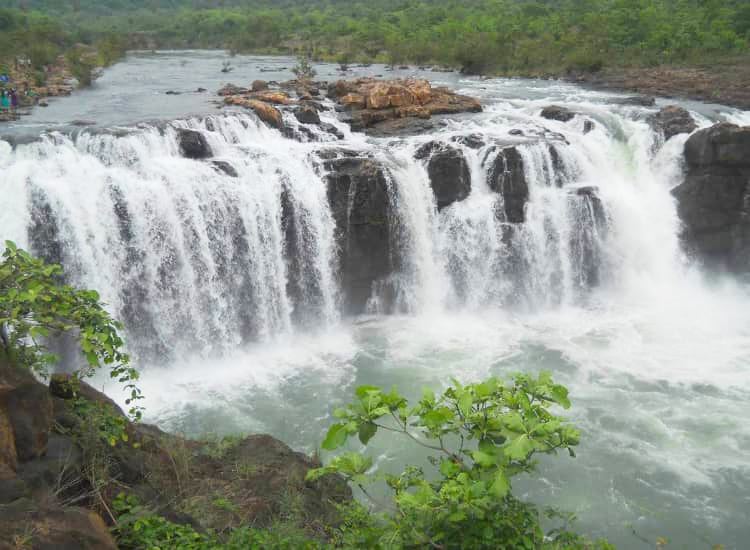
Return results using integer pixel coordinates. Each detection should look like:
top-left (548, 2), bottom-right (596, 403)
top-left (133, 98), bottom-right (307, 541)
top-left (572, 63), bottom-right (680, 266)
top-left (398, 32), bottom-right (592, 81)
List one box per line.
top-left (218, 77), bottom-right (482, 138)
top-left (327, 77), bottom-right (482, 135)
top-left (673, 123), bottom-right (750, 272)
top-left (0, 356), bottom-right (349, 548)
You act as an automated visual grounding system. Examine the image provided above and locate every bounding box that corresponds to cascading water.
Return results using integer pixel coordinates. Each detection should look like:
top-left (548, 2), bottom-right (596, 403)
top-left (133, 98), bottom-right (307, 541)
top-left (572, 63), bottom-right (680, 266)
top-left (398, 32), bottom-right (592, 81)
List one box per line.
top-left (2, 52), bottom-right (749, 549)
top-left (1, 113), bottom-right (342, 360)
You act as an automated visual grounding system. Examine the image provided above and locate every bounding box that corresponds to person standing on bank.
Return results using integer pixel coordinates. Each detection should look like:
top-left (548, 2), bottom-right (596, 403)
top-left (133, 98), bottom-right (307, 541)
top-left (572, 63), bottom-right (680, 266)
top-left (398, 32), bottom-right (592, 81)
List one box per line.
top-left (10, 88), bottom-right (18, 112)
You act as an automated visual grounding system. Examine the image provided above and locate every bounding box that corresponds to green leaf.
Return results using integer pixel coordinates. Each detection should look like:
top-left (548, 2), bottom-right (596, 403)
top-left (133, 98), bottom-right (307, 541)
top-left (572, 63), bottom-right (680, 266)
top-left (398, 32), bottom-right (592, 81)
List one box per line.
top-left (490, 469), bottom-right (510, 497)
top-left (358, 422), bottom-right (377, 445)
top-left (458, 391), bottom-right (473, 418)
top-left (321, 423), bottom-right (349, 450)
top-left (355, 385), bottom-right (381, 399)
top-left (505, 434), bottom-right (534, 461)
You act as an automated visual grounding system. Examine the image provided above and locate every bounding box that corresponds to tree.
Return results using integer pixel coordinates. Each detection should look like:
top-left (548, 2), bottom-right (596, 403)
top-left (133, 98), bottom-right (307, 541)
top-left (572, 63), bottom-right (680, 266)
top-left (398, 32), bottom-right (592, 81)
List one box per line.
top-left (309, 373), bottom-right (610, 548)
top-left (0, 241), bottom-right (142, 427)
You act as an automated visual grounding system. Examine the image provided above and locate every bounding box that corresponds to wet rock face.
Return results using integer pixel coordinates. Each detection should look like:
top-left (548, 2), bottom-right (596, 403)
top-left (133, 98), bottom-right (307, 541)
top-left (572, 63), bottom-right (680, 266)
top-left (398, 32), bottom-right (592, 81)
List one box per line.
top-left (648, 105), bottom-right (697, 141)
top-left (294, 104), bottom-right (321, 125)
top-left (177, 128), bottom-right (212, 159)
top-left (540, 105), bottom-right (576, 122)
top-left (673, 123), bottom-right (750, 271)
top-left (323, 155), bottom-right (393, 313)
top-left (416, 143), bottom-right (471, 210)
top-left (486, 146), bottom-right (528, 223)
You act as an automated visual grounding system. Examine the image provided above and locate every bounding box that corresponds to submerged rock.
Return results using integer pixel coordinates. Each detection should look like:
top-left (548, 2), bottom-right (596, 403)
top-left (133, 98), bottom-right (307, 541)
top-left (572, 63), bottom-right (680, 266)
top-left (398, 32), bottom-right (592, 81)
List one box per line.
top-left (673, 123), bottom-right (750, 271)
top-left (211, 160), bottom-right (239, 178)
top-left (177, 128), bottom-right (212, 159)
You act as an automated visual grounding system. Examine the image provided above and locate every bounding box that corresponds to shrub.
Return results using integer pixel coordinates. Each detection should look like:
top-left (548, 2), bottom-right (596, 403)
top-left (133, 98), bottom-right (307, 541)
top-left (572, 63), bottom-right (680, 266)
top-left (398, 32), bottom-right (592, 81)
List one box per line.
top-left (310, 373), bottom-right (613, 549)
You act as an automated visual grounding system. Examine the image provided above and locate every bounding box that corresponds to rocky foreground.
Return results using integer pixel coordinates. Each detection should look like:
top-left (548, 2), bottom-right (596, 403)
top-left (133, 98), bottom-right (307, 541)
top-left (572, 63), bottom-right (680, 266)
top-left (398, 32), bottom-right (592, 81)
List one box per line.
top-left (0, 357), bottom-right (349, 548)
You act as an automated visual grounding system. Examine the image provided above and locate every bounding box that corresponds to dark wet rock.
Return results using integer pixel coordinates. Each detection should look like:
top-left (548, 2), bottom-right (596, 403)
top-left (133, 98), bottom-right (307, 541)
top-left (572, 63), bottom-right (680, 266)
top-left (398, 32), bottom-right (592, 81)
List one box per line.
top-left (486, 146), bottom-right (528, 223)
top-left (320, 123), bottom-right (345, 140)
top-left (71, 120), bottom-right (95, 127)
top-left (211, 160), bottom-right (239, 178)
top-left (509, 129), bottom-right (524, 136)
top-left (365, 117), bottom-right (441, 137)
top-left (323, 156), bottom-right (392, 313)
top-left (294, 104), bottom-right (321, 125)
top-left (451, 133), bottom-right (485, 149)
top-left (165, 90), bottom-right (181, 95)
top-left (583, 120), bottom-right (596, 134)
top-left (177, 128), bottom-right (212, 159)
top-left (673, 123), bottom-right (750, 271)
top-left (541, 105), bottom-right (576, 122)
top-left (196, 87), bottom-right (207, 93)
top-left (421, 145), bottom-right (471, 210)
top-left (648, 105), bottom-right (697, 141)
top-left (252, 80), bottom-right (268, 92)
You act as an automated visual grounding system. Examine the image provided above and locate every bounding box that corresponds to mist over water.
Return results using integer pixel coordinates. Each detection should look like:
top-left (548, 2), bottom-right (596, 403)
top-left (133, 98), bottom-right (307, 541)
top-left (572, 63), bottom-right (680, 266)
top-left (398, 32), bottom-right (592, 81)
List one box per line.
top-left (1, 51), bottom-right (749, 548)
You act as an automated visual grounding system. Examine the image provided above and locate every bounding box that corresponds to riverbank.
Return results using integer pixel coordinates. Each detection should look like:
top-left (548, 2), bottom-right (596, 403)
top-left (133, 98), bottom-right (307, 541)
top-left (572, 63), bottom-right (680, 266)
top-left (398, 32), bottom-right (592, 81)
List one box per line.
top-left (565, 57), bottom-right (750, 110)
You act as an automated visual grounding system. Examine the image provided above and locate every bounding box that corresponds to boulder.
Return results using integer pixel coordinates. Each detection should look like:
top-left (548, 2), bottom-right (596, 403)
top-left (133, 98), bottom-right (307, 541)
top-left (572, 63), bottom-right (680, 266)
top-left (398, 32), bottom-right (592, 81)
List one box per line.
top-left (648, 105), bottom-right (697, 141)
top-left (294, 104), bottom-right (321, 125)
top-left (541, 105), bottom-right (576, 123)
top-left (451, 133), bottom-right (485, 149)
top-left (419, 144), bottom-right (471, 210)
top-left (249, 90), bottom-right (292, 105)
top-left (5, 381), bottom-right (53, 462)
top-left (366, 82), bottom-right (416, 109)
top-left (486, 146), bottom-right (528, 223)
top-left (673, 123), bottom-right (750, 271)
top-left (0, 502), bottom-right (117, 550)
top-left (251, 79), bottom-right (268, 92)
top-left (224, 97), bottom-right (284, 129)
top-left (583, 120), bottom-right (596, 134)
top-left (177, 129), bottom-right (212, 160)
top-left (323, 156), bottom-right (393, 313)
top-left (340, 93), bottom-right (366, 110)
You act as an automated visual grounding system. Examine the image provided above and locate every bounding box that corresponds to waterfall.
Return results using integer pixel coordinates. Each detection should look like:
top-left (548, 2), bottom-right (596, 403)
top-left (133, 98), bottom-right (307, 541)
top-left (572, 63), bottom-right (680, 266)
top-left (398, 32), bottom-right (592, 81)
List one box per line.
top-left (0, 106), bottom-right (685, 363)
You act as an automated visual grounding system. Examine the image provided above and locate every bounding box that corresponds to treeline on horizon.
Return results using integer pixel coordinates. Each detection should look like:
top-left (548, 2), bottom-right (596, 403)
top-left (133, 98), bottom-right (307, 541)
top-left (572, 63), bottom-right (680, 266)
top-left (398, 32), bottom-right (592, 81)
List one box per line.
top-left (1, 0), bottom-right (749, 78)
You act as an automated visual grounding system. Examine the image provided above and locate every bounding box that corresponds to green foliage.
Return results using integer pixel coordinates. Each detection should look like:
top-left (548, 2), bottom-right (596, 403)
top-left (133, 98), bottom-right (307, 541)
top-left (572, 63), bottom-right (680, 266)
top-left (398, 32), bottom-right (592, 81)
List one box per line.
top-left (65, 45), bottom-right (98, 86)
top-left (5, 1), bottom-right (749, 76)
top-left (112, 493), bottom-right (324, 550)
top-left (0, 241), bottom-right (143, 425)
top-left (292, 54), bottom-right (317, 82)
top-left (309, 373), bottom-right (612, 549)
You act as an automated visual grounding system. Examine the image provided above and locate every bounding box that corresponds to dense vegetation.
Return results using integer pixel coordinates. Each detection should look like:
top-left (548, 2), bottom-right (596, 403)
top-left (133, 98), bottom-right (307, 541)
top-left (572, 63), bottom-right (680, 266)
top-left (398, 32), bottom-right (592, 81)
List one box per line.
top-left (1, 1), bottom-right (749, 78)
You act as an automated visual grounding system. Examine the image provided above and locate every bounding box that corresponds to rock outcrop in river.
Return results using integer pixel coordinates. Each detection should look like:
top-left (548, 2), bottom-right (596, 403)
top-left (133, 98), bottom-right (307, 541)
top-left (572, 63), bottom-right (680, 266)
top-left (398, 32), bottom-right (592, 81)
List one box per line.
top-left (674, 123), bottom-right (750, 271)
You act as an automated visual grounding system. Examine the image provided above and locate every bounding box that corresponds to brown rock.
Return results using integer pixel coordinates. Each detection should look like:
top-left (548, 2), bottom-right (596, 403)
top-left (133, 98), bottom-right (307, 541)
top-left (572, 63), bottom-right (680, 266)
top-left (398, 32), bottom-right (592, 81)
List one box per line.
top-left (5, 381), bottom-right (53, 462)
top-left (340, 93), bottom-right (366, 109)
top-left (366, 82), bottom-right (416, 109)
top-left (225, 97), bottom-right (284, 129)
top-left (249, 90), bottom-right (292, 105)
top-left (218, 83), bottom-right (247, 96)
top-left (0, 399), bottom-right (17, 472)
top-left (0, 503), bottom-right (117, 550)
top-left (251, 79), bottom-right (268, 92)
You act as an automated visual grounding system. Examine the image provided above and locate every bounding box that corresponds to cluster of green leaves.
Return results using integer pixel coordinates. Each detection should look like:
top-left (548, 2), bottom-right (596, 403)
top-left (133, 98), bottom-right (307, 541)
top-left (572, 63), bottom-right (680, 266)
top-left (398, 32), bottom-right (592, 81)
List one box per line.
top-left (4, 0), bottom-right (748, 75)
top-left (112, 493), bottom-right (323, 550)
top-left (309, 373), bottom-right (611, 549)
top-left (0, 241), bottom-right (143, 426)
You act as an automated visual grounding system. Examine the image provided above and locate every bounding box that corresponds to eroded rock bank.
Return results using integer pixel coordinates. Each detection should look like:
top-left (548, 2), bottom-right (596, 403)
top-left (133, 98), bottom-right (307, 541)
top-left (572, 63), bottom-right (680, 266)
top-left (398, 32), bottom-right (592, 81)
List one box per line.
top-left (674, 123), bottom-right (750, 272)
top-left (0, 356), bottom-right (350, 547)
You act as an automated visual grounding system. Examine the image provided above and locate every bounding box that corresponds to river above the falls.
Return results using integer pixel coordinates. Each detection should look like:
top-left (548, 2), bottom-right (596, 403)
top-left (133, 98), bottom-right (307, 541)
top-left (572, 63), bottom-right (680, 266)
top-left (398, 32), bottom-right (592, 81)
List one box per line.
top-left (1, 50), bottom-right (749, 549)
